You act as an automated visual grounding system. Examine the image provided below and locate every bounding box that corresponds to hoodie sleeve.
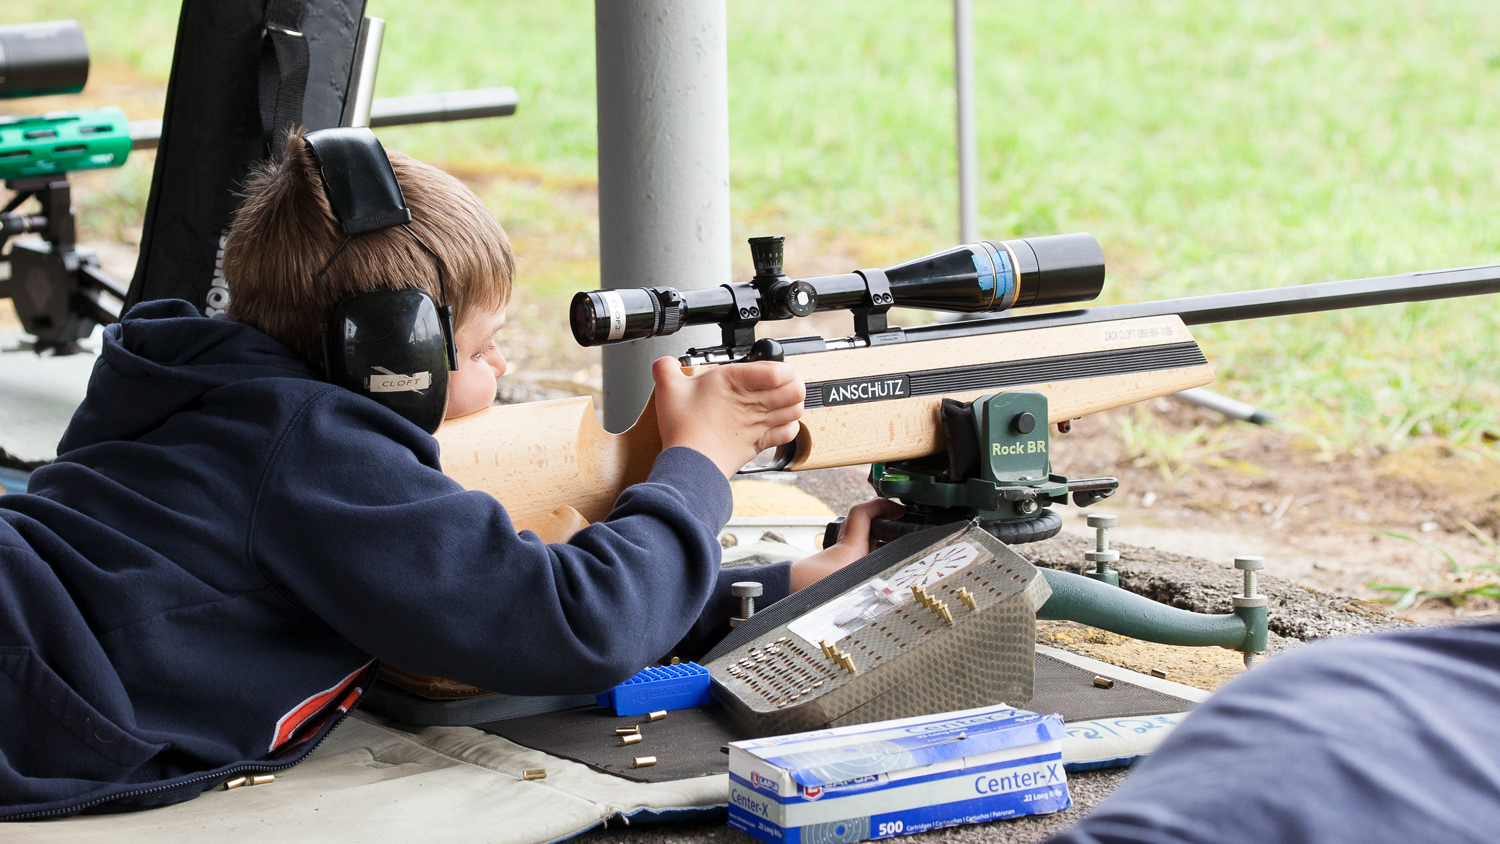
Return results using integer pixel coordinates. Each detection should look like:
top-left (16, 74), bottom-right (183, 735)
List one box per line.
top-left (248, 389), bottom-right (789, 694)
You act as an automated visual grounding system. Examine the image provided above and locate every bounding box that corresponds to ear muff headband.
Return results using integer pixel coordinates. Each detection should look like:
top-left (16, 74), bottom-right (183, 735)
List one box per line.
top-left (304, 127), bottom-right (458, 434)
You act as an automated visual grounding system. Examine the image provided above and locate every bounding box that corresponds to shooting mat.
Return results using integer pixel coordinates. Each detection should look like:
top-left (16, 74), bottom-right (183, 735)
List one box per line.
top-left (478, 647), bottom-right (1205, 784)
top-left (6, 654), bottom-right (1204, 844)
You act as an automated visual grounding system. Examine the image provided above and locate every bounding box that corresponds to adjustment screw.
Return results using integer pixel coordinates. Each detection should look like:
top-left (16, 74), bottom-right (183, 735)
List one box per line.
top-left (1087, 513), bottom-right (1117, 553)
top-left (732, 581), bottom-right (763, 620)
top-left (1234, 555), bottom-right (1265, 598)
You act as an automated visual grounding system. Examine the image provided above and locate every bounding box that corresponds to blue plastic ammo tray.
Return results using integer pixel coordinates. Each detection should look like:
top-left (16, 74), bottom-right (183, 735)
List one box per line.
top-left (596, 662), bottom-right (712, 716)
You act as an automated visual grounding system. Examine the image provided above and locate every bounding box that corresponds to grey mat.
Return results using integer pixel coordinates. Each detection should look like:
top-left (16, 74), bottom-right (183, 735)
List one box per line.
top-left (478, 651), bottom-right (1195, 784)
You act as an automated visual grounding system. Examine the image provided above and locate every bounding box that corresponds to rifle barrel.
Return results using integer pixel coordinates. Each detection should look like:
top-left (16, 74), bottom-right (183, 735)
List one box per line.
top-left (904, 262), bottom-right (1500, 342)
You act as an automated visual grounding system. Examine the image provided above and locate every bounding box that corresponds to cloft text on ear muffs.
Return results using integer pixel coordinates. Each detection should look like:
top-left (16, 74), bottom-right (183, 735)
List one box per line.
top-left (303, 126), bottom-right (458, 434)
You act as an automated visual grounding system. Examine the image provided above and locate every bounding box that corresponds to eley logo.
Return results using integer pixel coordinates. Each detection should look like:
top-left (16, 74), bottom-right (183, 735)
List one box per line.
top-left (368, 366), bottom-right (432, 393)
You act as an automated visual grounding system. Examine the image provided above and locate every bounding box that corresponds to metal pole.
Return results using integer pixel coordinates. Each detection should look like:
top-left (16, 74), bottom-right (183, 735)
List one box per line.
top-left (954, 0), bottom-right (978, 244)
top-left (595, 0), bottom-right (730, 432)
top-left (340, 16), bottom-right (386, 128)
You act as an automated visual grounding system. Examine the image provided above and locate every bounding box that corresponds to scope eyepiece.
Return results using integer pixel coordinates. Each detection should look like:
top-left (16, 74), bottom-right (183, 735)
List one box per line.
top-left (0, 21), bottom-right (89, 100)
top-left (570, 285), bottom-right (686, 346)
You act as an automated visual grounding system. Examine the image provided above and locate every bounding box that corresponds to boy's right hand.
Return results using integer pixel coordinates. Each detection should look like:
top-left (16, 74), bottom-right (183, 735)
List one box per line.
top-left (653, 357), bottom-right (805, 479)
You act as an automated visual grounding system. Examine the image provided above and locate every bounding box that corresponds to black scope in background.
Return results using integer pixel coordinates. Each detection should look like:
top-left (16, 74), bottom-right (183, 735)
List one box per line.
top-left (570, 232), bottom-right (1105, 347)
top-left (0, 20), bottom-right (89, 100)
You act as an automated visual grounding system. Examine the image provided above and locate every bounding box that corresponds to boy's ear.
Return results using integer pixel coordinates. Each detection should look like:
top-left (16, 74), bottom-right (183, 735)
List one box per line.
top-left (323, 289), bottom-right (452, 434)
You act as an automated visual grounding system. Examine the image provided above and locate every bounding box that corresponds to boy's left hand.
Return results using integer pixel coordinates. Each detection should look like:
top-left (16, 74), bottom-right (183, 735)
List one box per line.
top-left (789, 498), bottom-right (905, 591)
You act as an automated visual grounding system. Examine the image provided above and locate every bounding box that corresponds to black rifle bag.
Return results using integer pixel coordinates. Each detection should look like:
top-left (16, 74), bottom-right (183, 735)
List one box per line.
top-left (124, 0), bottom-right (367, 316)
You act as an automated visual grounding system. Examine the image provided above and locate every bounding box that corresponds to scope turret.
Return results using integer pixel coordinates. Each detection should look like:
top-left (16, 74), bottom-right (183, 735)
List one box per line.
top-left (569, 232), bottom-right (1105, 348)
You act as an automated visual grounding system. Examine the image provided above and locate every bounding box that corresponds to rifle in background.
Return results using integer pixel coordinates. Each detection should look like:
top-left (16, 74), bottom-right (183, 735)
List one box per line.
top-left (0, 18), bottom-right (517, 354)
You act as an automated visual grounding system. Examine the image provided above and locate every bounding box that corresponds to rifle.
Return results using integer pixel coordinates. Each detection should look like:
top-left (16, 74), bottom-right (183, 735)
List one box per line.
top-left (432, 233), bottom-right (1500, 539)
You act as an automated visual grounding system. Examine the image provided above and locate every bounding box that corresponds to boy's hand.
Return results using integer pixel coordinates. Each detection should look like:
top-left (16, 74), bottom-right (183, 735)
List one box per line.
top-left (790, 498), bottom-right (905, 591)
top-left (653, 357), bottom-right (805, 478)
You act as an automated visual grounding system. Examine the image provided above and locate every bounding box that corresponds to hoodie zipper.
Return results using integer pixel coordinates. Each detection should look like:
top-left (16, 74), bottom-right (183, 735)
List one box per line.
top-left (0, 704), bottom-right (356, 822)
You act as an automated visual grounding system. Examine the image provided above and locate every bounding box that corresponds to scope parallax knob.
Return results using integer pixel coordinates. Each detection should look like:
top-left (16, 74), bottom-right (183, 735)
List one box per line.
top-left (781, 279), bottom-right (818, 317)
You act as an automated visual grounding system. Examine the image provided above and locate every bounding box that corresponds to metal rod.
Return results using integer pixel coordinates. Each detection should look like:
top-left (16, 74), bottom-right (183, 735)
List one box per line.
top-left (128, 87), bottom-right (519, 150)
top-left (903, 262), bottom-right (1500, 342)
top-left (340, 15), bottom-right (386, 128)
top-left (1172, 387), bottom-right (1276, 425)
top-left (368, 87), bottom-right (518, 127)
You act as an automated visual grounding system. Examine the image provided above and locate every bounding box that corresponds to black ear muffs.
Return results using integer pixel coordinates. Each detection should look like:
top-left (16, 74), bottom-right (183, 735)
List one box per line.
top-left (322, 289), bottom-right (451, 435)
top-left (304, 127), bottom-right (458, 434)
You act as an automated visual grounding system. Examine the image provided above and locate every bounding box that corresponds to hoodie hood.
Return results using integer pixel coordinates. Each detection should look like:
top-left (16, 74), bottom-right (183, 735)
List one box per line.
top-left (57, 300), bottom-right (317, 453)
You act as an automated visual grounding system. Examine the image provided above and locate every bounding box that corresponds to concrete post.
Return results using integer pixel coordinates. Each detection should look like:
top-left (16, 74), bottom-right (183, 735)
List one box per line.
top-left (595, 0), bottom-right (730, 432)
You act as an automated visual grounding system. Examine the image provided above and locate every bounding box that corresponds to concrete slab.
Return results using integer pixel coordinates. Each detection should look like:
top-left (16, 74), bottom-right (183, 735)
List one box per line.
top-left (0, 327), bottom-right (100, 463)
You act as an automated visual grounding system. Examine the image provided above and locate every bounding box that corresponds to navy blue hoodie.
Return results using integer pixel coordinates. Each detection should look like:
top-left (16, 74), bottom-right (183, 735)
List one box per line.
top-left (0, 300), bottom-right (790, 818)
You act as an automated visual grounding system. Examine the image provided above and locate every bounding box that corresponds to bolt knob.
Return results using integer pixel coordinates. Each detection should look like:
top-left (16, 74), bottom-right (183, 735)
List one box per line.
top-left (1087, 513), bottom-right (1118, 529)
top-left (1234, 555), bottom-right (1266, 571)
top-left (732, 581), bottom-right (764, 599)
top-left (747, 338), bottom-right (785, 362)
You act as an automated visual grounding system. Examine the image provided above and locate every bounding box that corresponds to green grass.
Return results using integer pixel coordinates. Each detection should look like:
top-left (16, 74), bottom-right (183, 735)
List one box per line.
top-left (1368, 526), bottom-right (1500, 611)
top-left (6, 1), bottom-right (1500, 451)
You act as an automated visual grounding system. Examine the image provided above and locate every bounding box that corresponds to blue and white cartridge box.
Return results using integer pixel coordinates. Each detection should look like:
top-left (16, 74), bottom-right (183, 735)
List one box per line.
top-left (727, 704), bottom-right (1070, 844)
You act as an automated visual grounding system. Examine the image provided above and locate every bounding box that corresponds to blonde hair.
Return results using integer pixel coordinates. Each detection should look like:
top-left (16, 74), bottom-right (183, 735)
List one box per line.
top-left (223, 127), bottom-right (514, 363)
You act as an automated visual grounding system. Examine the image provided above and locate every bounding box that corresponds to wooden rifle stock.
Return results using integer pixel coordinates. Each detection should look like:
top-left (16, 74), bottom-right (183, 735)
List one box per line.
top-left (434, 314), bottom-right (1214, 531)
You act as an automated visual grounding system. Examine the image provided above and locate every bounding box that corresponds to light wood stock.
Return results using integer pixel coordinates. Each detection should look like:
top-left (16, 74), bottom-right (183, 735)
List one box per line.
top-left (435, 315), bottom-right (1213, 526)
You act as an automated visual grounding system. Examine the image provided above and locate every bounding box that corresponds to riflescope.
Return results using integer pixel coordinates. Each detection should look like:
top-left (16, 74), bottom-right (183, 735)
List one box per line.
top-left (0, 21), bottom-right (89, 100)
top-left (570, 232), bottom-right (1105, 348)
